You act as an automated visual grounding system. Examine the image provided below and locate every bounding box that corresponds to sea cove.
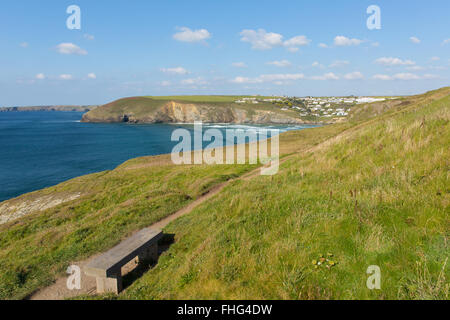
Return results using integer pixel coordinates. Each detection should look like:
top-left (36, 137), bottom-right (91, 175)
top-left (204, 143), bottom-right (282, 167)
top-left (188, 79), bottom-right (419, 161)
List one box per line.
top-left (0, 111), bottom-right (318, 202)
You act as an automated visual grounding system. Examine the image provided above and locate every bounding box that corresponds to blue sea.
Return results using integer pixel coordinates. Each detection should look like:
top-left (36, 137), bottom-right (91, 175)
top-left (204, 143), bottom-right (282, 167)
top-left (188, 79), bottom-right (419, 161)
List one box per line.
top-left (0, 111), bottom-right (319, 202)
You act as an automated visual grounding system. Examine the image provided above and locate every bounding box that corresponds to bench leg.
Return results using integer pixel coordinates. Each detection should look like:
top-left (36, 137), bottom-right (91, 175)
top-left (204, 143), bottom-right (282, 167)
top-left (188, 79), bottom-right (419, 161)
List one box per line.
top-left (95, 274), bottom-right (123, 294)
top-left (138, 243), bottom-right (158, 263)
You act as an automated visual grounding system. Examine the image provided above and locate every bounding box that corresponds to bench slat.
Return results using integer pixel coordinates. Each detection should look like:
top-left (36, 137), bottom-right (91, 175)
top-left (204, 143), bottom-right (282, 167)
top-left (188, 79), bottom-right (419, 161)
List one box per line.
top-left (85, 228), bottom-right (163, 277)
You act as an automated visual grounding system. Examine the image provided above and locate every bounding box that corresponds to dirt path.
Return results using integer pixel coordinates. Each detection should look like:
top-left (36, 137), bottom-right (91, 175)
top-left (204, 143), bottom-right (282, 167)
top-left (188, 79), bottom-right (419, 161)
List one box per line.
top-left (29, 161), bottom-right (275, 300)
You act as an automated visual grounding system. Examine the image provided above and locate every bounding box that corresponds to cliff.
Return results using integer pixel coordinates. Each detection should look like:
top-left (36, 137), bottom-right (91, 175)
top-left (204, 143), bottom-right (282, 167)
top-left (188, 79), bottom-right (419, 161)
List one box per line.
top-left (81, 97), bottom-right (310, 124)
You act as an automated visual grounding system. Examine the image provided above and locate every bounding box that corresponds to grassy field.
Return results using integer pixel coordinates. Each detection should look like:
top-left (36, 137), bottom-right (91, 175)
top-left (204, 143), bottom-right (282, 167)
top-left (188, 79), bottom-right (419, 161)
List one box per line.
top-left (147, 95), bottom-right (279, 103)
top-left (0, 87), bottom-right (448, 300)
top-left (81, 95), bottom-right (301, 123)
top-left (81, 97), bottom-right (167, 121)
top-left (0, 158), bottom-right (256, 299)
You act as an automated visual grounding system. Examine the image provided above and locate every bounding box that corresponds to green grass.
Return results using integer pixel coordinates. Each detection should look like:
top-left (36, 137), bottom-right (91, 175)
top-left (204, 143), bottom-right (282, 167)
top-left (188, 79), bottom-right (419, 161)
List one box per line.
top-left (119, 88), bottom-right (449, 300)
top-left (0, 118), bottom-right (348, 300)
top-left (147, 95), bottom-right (280, 103)
top-left (81, 97), bottom-right (167, 121)
top-left (82, 95), bottom-right (301, 123)
top-left (0, 88), bottom-right (448, 300)
top-left (0, 158), bottom-right (257, 299)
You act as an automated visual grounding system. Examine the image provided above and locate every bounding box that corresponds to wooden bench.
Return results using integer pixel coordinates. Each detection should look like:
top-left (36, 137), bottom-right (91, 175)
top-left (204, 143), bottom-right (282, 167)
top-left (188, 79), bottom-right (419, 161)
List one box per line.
top-left (84, 228), bottom-right (163, 294)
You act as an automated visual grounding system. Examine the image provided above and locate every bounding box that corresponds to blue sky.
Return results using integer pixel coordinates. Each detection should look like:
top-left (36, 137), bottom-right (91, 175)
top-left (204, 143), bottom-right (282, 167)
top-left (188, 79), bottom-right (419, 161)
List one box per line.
top-left (1, 0), bottom-right (449, 106)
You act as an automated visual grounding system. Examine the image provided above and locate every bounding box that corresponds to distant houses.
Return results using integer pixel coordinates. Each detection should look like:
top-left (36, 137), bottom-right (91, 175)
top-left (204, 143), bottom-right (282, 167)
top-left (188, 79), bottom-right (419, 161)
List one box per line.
top-left (235, 97), bottom-right (261, 104)
top-left (233, 95), bottom-right (392, 119)
top-left (356, 97), bottom-right (386, 104)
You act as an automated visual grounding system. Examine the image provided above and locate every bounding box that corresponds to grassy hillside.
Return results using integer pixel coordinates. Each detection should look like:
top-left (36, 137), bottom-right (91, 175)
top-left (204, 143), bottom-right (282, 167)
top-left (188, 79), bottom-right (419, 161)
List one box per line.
top-left (0, 159), bottom-right (256, 299)
top-left (147, 95), bottom-right (279, 103)
top-left (348, 88), bottom-right (449, 122)
top-left (81, 97), bottom-right (167, 122)
top-left (0, 88), bottom-right (448, 300)
top-left (118, 88), bottom-right (449, 300)
top-left (81, 95), bottom-right (302, 123)
top-left (0, 121), bottom-right (347, 299)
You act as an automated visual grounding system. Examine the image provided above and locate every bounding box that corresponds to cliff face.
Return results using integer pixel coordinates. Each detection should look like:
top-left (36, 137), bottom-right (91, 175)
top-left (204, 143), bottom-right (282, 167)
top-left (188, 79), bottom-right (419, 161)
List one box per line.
top-left (82, 100), bottom-right (306, 124)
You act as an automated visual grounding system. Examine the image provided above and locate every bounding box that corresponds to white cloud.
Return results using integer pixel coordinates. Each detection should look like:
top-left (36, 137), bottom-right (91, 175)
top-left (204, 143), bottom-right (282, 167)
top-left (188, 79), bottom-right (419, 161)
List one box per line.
top-left (173, 27), bottom-right (211, 43)
top-left (430, 56), bottom-right (440, 61)
top-left (442, 39), bottom-right (450, 45)
top-left (87, 73), bottom-right (96, 79)
top-left (232, 62), bottom-right (247, 68)
top-left (35, 73), bottom-right (45, 80)
top-left (231, 73), bottom-right (304, 84)
top-left (84, 34), bottom-right (95, 40)
top-left (240, 29), bottom-right (283, 50)
top-left (231, 76), bottom-right (255, 84)
top-left (283, 35), bottom-right (311, 47)
top-left (373, 73), bottom-right (421, 80)
top-left (375, 57), bottom-right (415, 66)
top-left (373, 74), bottom-right (392, 81)
top-left (422, 74), bottom-right (440, 79)
top-left (239, 29), bottom-right (310, 51)
top-left (56, 43), bottom-right (87, 55)
top-left (344, 72), bottom-right (364, 80)
top-left (267, 60), bottom-right (291, 67)
top-left (287, 47), bottom-right (299, 53)
top-left (259, 73), bottom-right (304, 82)
top-left (311, 61), bottom-right (324, 68)
top-left (161, 67), bottom-right (189, 75)
top-left (406, 66), bottom-right (425, 71)
top-left (310, 72), bottom-right (339, 80)
top-left (160, 80), bottom-right (171, 86)
top-left (20, 42), bottom-right (28, 48)
top-left (334, 36), bottom-right (363, 46)
top-left (429, 66), bottom-right (447, 70)
top-left (59, 74), bottom-right (73, 80)
top-left (181, 77), bottom-right (207, 85)
top-left (318, 43), bottom-right (328, 48)
top-left (392, 73), bottom-right (421, 80)
top-left (410, 36), bottom-right (421, 44)
top-left (329, 60), bottom-right (350, 68)
top-left (371, 42), bottom-right (380, 47)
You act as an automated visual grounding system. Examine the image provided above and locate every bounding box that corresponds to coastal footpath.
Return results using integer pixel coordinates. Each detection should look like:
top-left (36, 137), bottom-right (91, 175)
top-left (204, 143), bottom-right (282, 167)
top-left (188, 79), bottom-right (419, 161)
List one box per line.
top-left (0, 88), bottom-right (448, 300)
